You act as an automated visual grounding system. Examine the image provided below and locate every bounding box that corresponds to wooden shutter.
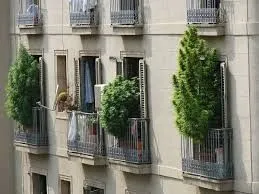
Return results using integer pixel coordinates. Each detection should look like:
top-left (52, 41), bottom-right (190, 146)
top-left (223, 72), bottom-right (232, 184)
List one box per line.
top-left (220, 62), bottom-right (228, 128)
top-left (95, 58), bottom-right (102, 84)
top-left (139, 59), bottom-right (147, 118)
top-left (74, 58), bottom-right (81, 108)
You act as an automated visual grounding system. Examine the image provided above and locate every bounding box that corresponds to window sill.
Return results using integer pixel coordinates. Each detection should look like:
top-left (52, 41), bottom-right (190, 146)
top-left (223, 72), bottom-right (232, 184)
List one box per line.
top-left (183, 173), bottom-right (233, 191)
top-left (111, 24), bottom-right (143, 35)
top-left (187, 23), bottom-right (225, 36)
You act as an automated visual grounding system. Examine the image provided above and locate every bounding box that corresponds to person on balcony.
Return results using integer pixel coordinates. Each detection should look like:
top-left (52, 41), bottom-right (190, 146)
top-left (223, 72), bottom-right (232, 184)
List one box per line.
top-left (26, 2), bottom-right (39, 24)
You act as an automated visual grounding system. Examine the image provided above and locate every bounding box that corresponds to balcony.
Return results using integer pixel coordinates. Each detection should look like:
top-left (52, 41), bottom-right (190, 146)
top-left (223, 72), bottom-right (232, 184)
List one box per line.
top-left (14, 107), bottom-right (48, 154)
top-left (110, 0), bottom-right (143, 35)
top-left (17, 2), bottom-right (42, 34)
top-left (67, 112), bottom-right (105, 166)
top-left (186, 0), bottom-right (225, 36)
top-left (69, 0), bottom-right (99, 35)
top-left (107, 118), bottom-right (151, 174)
top-left (182, 128), bottom-right (233, 191)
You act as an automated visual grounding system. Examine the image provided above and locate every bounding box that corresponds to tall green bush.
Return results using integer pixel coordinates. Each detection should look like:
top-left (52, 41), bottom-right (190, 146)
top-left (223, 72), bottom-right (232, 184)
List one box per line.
top-left (5, 45), bottom-right (40, 128)
top-left (172, 26), bottom-right (221, 142)
top-left (100, 76), bottom-right (139, 138)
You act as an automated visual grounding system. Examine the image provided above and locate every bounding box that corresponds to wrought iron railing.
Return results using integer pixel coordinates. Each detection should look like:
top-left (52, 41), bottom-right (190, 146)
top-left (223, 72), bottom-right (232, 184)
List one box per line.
top-left (17, 0), bottom-right (41, 26)
top-left (67, 112), bottom-right (105, 156)
top-left (107, 118), bottom-right (150, 164)
top-left (110, 0), bottom-right (143, 25)
top-left (181, 128), bottom-right (233, 180)
top-left (69, 0), bottom-right (98, 26)
top-left (15, 107), bottom-right (48, 146)
top-left (186, 0), bottom-right (225, 24)
top-left (17, 13), bottom-right (41, 26)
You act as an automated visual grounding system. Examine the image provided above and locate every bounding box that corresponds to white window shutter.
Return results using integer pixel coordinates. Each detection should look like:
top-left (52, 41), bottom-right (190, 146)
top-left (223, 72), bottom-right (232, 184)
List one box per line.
top-left (220, 62), bottom-right (228, 128)
top-left (74, 58), bottom-right (81, 108)
top-left (139, 59), bottom-right (148, 118)
top-left (95, 58), bottom-right (102, 84)
top-left (39, 56), bottom-right (45, 105)
top-left (116, 59), bottom-right (125, 77)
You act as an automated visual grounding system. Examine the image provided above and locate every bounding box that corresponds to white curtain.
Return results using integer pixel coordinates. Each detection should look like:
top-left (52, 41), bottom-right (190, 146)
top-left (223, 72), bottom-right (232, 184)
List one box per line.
top-left (68, 112), bottom-right (77, 141)
top-left (69, 0), bottom-right (97, 12)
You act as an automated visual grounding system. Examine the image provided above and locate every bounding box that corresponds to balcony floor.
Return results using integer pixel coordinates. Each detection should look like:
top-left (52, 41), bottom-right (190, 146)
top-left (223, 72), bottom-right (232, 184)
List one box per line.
top-left (183, 173), bottom-right (233, 191)
top-left (108, 158), bottom-right (151, 174)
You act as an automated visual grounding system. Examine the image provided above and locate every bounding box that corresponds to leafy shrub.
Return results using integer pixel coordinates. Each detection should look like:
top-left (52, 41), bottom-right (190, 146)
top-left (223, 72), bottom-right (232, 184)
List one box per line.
top-left (5, 45), bottom-right (40, 128)
top-left (172, 26), bottom-right (221, 142)
top-left (100, 76), bottom-right (139, 138)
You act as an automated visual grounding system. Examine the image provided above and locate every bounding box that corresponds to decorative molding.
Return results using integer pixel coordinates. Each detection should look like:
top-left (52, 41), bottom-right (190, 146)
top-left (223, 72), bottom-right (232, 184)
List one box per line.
top-left (83, 178), bottom-right (105, 190)
top-left (120, 51), bottom-right (145, 58)
top-left (28, 49), bottom-right (43, 56)
top-left (79, 50), bottom-right (101, 57)
top-left (125, 189), bottom-right (150, 194)
top-left (29, 167), bottom-right (48, 176)
top-left (54, 50), bottom-right (68, 56)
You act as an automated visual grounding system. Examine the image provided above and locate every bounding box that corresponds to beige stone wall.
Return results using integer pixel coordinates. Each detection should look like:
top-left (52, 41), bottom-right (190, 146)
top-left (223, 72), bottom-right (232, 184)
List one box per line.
top-left (10, 0), bottom-right (259, 194)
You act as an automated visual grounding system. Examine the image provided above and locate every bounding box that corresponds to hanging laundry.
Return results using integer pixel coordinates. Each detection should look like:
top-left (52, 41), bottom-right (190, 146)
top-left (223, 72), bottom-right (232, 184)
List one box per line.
top-left (68, 111), bottom-right (77, 141)
top-left (84, 61), bottom-right (94, 104)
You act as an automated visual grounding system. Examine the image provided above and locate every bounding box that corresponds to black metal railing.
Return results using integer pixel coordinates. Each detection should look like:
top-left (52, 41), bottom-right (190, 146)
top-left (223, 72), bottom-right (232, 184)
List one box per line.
top-left (186, 0), bottom-right (225, 24)
top-left (15, 107), bottom-right (48, 146)
top-left (182, 128), bottom-right (233, 180)
top-left (17, 0), bottom-right (41, 26)
top-left (69, 0), bottom-right (98, 26)
top-left (110, 0), bottom-right (143, 25)
top-left (107, 118), bottom-right (150, 164)
top-left (67, 111), bottom-right (105, 156)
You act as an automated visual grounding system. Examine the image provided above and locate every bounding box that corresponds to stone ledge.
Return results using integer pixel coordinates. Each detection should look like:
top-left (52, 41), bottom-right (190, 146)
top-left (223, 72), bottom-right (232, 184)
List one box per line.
top-left (111, 24), bottom-right (143, 35)
top-left (18, 25), bottom-right (43, 35)
top-left (183, 173), bottom-right (233, 191)
top-left (188, 24), bottom-right (225, 36)
top-left (71, 25), bottom-right (98, 35)
top-left (108, 158), bottom-right (151, 174)
top-left (68, 152), bottom-right (106, 166)
top-left (14, 142), bottom-right (48, 154)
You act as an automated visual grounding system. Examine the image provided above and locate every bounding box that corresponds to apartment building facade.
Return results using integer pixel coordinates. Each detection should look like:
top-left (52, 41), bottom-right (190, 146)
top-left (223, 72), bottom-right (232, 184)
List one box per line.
top-left (10, 0), bottom-right (259, 194)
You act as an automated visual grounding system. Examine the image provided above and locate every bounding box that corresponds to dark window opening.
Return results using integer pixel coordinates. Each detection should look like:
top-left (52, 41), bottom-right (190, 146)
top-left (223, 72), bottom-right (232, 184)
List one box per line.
top-left (61, 180), bottom-right (71, 194)
top-left (84, 186), bottom-right (104, 194)
top-left (120, 0), bottom-right (139, 11)
top-left (32, 173), bottom-right (47, 194)
top-left (80, 56), bottom-right (97, 113)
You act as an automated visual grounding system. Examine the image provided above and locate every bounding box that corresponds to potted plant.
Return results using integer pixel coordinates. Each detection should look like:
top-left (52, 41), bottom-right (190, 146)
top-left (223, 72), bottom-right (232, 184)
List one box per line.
top-left (5, 45), bottom-right (40, 131)
top-left (57, 91), bottom-right (78, 112)
top-left (172, 26), bottom-right (221, 142)
top-left (100, 76), bottom-right (139, 140)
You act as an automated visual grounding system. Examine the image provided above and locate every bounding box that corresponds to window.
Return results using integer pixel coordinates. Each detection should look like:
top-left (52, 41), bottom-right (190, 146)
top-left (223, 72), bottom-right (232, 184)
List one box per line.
top-left (120, 0), bottom-right (139, 11)
top-left (84, 186), bottom-right (104, 194)
top-left (61, 180), bottom-right (71, 194)
top-left (75, 56), bottom-right (102, 113)
top-left (32, 173), bottom-right (47, 194)
top-left (57, 56), bottom-right (67, 91)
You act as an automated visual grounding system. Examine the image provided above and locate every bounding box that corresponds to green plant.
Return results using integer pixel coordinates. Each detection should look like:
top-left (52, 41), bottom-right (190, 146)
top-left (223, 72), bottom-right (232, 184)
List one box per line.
top-left (5, 45), bottom-right (40, 128)
top-left (100, 76), bottom-right (139, 138)
top-left (57, 91), bottom-right (77, 111)
top-left (172, 26), bottom-right (221, 142)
